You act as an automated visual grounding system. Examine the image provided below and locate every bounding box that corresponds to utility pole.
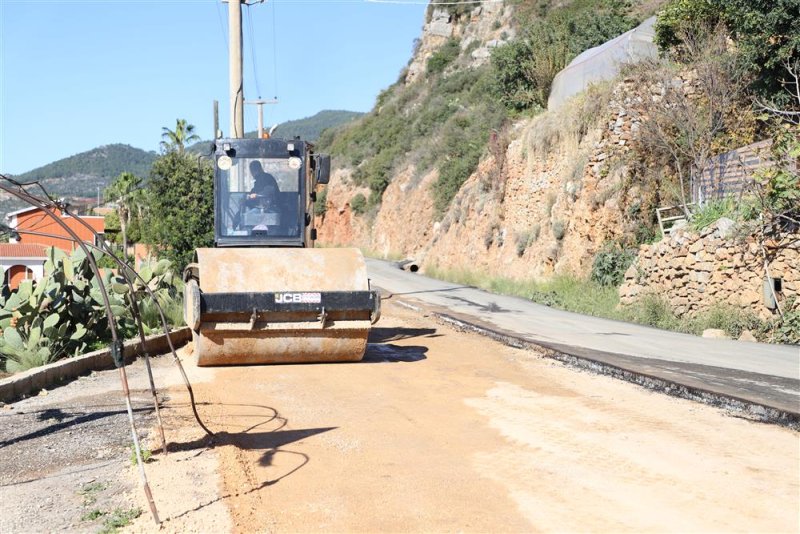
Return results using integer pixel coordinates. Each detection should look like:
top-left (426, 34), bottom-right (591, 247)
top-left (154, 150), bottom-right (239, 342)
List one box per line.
top-left (228, 0), bottom-right (244, 138)
top-left (213, 100), bottom-right (220, 139)
top-left (245, 98), bottom-right (278, 138)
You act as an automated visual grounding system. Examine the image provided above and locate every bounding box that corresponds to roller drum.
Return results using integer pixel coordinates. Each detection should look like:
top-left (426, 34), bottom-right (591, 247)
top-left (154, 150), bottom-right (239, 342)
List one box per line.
top-left (187, 247), bottom-right (375, 366)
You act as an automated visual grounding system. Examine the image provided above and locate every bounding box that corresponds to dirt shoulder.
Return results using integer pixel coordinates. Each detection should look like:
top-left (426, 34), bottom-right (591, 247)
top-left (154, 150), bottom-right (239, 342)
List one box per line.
top-left (2, 300), bottom-right (797, 532)
top-left (128, 301), bottom-right (799, 533)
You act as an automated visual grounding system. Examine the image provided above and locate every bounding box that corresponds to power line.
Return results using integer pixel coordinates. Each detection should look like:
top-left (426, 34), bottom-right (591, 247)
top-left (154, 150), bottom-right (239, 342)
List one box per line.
top-left (245, 3), bottom-right (262, 98)
top-left (214, 0), bottom-right (228, 54)
top-left (4, 0), bottom-right (497, 4)
top-left (271, 0), bottom-right (279, 100)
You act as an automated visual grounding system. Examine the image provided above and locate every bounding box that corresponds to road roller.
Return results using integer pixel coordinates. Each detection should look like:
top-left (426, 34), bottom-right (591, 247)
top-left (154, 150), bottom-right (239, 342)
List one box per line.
top-left (183, 137), bottom-right (381, 365)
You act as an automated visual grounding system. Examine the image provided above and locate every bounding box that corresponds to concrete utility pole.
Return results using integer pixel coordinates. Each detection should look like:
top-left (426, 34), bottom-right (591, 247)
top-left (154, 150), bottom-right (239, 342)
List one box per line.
top-left (228, 0), bottom-right (244, 138)
top-left (213, 100), bottom-right (220, 139)
top-left (245, 98), bottom-right (278, 138)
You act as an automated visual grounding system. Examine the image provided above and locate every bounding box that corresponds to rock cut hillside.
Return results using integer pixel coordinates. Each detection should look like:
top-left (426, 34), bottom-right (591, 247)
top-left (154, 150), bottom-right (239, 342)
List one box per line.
top-left (316, 1), bottom-right (656, 279)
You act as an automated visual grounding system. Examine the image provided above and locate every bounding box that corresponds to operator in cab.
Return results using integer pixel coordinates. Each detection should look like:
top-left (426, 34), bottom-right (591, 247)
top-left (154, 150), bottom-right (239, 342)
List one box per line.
top-left (241, 160), bottom-right (282, 235)
top-left (246, 161), bottom-right (279, 209)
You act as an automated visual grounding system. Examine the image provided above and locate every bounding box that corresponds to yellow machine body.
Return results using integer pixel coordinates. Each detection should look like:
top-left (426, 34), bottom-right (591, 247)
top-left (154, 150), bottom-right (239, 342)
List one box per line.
top-left (185, 248), bottom-right (378, 366)
top-left (184, 137), bottom-right (380, 366)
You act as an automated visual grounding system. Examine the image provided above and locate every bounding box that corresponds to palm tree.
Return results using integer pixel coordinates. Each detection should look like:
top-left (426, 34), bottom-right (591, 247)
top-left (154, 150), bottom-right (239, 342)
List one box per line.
top-left (160, 118), bottom-right (200, 153)
top-left (105, 172), bottom-right (143, 258)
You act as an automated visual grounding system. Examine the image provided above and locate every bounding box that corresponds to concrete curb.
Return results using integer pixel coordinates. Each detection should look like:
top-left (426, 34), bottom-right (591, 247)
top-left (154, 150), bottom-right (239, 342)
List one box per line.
top-left (0, 327), bottom-right (192, 403)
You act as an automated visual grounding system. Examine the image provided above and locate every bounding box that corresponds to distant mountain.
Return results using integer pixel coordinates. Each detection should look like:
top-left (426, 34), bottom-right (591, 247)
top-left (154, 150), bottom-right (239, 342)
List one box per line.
top-left (1, 110), bottom-right (363, 219)
top-left (188, 109), bottom-right (364, 153)
top-left (270, 110), bottom-right (364, 142)
top-left (1, 144), bottom-right (156, 219)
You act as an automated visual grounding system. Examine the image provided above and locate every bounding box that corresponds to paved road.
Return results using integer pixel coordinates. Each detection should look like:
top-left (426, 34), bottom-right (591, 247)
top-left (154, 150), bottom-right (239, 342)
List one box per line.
top-left (366, 258), bottom-right (800, 418)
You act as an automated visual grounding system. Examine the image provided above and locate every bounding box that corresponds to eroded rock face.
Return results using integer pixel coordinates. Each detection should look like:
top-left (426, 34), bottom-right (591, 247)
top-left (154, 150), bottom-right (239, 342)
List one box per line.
top-left (316, 3), bottom-right (797, 320)
top-left (317, 81), bottom-right (644, 281)
top-left (317, 75), bottom-right (652, 280)
top-left (405, 3), bottom-right (514, 85)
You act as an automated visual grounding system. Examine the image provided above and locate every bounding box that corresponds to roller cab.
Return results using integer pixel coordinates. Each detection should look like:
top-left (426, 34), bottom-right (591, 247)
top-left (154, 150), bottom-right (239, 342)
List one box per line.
top-left (184, 138), bottom-right (380, 366)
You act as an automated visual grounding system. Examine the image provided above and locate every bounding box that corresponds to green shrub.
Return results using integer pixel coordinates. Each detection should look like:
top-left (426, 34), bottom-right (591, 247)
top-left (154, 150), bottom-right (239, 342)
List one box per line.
top-left (0, 249), bottom-right (183, 372)
top-left (654, 0), bottom-right (800, 103)
top-left (350, 193), bottom-right (367, 215)
top-left (143, 151), bottom-right (214, 271)
top-left (723, 1), bottom-right (800, 104)
top-left (492, 1), bottom-right (636, 112)
top-left (591, 242), bottom-right (636, 286)
top-left (427, 38), bottom-right (461, 76)
top-left (653, 0), bottom-right (718, 53)
top-left (689, 198), bottom-right (737, 231)
top-left (694, 303), bottom-right (766, 339)
top-left (552, 219), bottom-right (566, 240)
top-left (754, 127), bottom-right (800, 222)
top-left (314, 187), bottom-right (328, 216)
top-left (431, 107), bottom-right (503, 215)
top-left (771, 297), bottom-right (800, 345)
top-left (99, 508), bottom-right (142, 534)
top-left (514, 231), bottom-right (529, 257)
top-left (623, 294), bottom-right (681, 330)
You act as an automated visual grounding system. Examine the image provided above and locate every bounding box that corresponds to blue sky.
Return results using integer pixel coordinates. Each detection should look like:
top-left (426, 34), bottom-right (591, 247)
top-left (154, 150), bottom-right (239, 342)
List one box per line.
top-left (0, 0), bottom-right (428, 174)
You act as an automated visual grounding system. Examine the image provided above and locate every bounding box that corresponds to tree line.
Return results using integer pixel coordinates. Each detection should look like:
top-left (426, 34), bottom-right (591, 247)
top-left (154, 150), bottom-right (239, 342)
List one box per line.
top-left (103, 118), bottom-right (213, 270)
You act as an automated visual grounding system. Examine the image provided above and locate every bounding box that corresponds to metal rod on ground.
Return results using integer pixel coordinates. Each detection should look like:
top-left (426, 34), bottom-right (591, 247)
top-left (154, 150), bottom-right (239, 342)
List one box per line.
top-left (60, 208), bottom-right (214, 436)
top-left (59, 215), bottom-right (169, 453)
top-left (0, 179), bottom-right (161, 524)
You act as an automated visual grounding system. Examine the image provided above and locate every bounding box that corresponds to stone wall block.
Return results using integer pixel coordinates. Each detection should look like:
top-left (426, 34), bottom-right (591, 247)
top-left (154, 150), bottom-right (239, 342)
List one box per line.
top-left (689, 241), bottom-right (704, 253)
top-left (739, 289), bottom-right (761, 305)
top-left (695, 262), bottom-right (713, 272)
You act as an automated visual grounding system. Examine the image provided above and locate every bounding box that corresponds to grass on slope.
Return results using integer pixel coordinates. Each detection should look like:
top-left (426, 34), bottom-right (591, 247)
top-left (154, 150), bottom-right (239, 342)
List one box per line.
top-left (423, 264), bottom-right (773, 341)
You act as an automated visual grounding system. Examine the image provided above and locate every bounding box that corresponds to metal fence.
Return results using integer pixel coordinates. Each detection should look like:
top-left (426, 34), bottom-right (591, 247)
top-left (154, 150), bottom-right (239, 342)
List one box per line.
top-left (694, 139), bottom-right (783, 203)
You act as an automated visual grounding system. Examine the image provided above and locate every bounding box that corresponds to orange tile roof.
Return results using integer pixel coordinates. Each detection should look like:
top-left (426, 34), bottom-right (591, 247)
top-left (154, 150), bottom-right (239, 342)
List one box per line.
top-left (0, 243), bottom-right (48, 258)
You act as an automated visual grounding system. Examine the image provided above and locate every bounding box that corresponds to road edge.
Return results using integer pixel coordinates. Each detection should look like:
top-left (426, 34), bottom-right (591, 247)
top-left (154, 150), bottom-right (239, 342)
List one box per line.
top-left (392, 299), bottom-right (799, 430)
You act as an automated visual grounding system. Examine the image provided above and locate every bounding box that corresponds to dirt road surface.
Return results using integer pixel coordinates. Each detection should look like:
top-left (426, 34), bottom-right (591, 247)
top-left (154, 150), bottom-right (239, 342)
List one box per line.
top-left (2, 300), bottom-right (798, 533)
top-left (120, 300), bottom-right (799, 533)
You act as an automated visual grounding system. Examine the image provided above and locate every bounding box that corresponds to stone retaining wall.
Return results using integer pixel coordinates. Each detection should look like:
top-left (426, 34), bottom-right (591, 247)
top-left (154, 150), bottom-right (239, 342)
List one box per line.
top-left (619, 220), bottom-right (799, 318)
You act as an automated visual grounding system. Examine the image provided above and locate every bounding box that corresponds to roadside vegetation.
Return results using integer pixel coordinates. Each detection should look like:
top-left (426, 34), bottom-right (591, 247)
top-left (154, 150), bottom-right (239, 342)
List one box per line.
top-left (424, 263), bottom-right (798, 344)
top-left (0, 119), bottom-right (209, 373)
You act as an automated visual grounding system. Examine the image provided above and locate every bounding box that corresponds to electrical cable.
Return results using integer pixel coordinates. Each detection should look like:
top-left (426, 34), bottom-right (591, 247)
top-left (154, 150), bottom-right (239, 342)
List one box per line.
top-left (7, 1), bottom-right (497, 4)
top-left (245, 3), bottom-right (263, 99)
top-left (271, 0), bottom-right (279, 101)
top-left (215, 0), bottom-right (229, 54)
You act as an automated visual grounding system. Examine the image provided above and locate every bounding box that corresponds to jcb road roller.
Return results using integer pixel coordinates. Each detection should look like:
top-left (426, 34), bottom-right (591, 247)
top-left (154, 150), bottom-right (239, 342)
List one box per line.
top-left (183, 137), bottom-right (380, 366)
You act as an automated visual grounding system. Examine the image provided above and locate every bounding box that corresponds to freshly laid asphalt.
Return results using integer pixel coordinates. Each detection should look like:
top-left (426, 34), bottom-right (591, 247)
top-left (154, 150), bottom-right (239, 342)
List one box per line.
top-left (365, 259), bottom-right (800, 422)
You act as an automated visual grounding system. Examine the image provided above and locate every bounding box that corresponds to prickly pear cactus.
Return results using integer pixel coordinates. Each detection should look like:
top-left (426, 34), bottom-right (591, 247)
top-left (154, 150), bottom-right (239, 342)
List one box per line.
top-left (0, 248), bottom-right (183, 372)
